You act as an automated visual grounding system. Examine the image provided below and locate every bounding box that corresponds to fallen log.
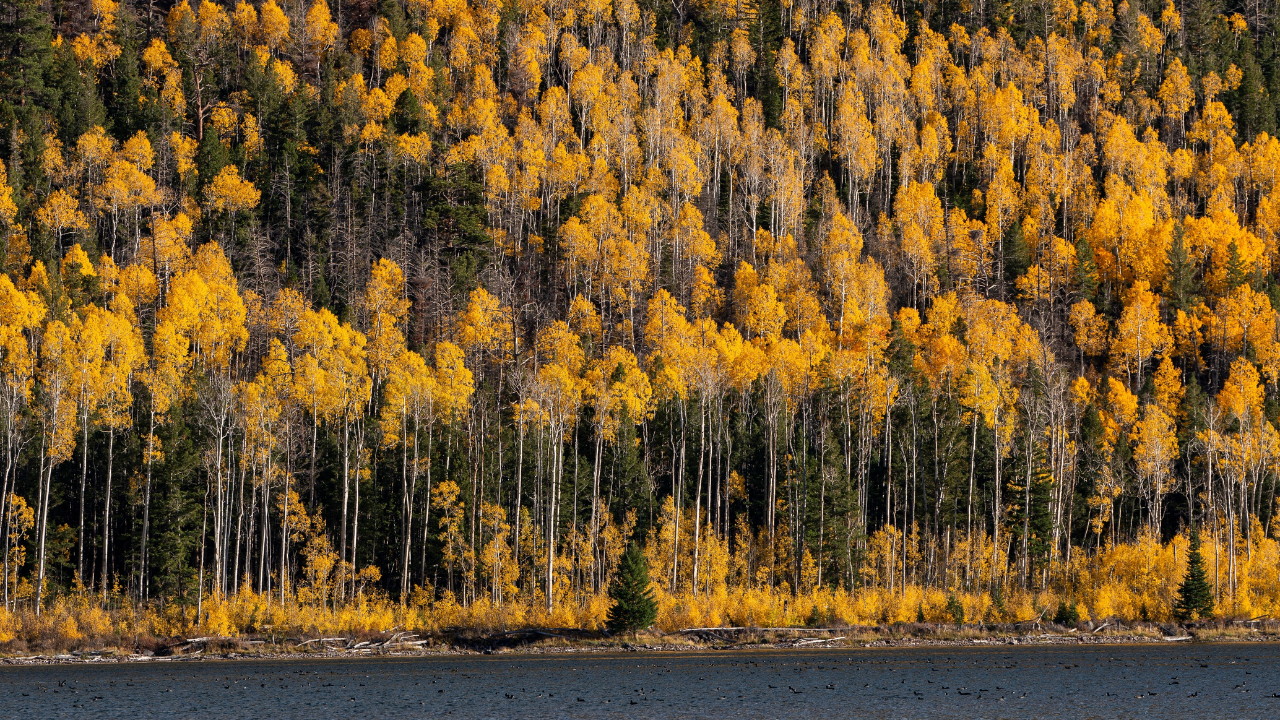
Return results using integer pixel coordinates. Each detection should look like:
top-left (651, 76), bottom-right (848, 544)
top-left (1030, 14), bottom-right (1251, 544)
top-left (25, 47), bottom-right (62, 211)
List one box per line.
top-left (295, 637), bottom-right (346, 647)
top-left (678, 627), bottom-right (848, 633)
top-left (796, 637), bottom-right (846, 646)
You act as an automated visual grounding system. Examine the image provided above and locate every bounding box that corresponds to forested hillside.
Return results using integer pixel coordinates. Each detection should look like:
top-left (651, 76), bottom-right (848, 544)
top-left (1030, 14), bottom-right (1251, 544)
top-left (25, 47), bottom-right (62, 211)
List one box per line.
top-left (2, 0), bottom-right (1280, 638)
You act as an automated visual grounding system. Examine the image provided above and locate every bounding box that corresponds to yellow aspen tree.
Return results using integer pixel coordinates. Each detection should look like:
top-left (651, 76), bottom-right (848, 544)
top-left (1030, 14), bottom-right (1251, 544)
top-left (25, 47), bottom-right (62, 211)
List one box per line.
top-left (95, 295), bottom-right (146, 598)
top-left (35, 320), bottom-right (78, 616)
top-left (296, 310), bottom-right (371, 598)
top-left (894, 182), bottom-right (945, 307)
top-left (1111, 281), bottom-right (1172, 386)
top-left (433, 479), bottom-right (467, 593)
top-left (1130, 404), bottom-right (1177, 535)
top-left (302, 0), bottom-right (339, 77)
top-left (362, 259), bottom-right (411, 386)
top-left (0, 276), bottom-right (45, 609)
top-left (204, 165), bottom-right (260, 243)
top-left (1069, 299), bottom-right (1110, 360)
top-left (67, 307), bottom-right (107, 583)
top-left (36, 190), bottom-right (89, 252)
top-left (530, 330), bottom-right (578, 609)
top-left (160, 242), bottom-right (248, 596)
top-left (380, 349), bottom-right (437, 600)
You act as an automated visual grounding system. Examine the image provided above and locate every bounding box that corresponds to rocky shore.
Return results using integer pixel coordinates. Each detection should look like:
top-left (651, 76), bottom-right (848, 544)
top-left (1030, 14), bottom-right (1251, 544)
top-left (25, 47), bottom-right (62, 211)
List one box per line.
top-left (3, 620), bottom-right (1276, 665)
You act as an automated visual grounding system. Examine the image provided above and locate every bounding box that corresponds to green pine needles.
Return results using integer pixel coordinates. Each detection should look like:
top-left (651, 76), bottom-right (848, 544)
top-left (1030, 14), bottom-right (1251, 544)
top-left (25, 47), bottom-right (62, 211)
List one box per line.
top-left (1174, 529), bottom-right (1214, 622)
top-left (606, 544), bottom-right (658, 634)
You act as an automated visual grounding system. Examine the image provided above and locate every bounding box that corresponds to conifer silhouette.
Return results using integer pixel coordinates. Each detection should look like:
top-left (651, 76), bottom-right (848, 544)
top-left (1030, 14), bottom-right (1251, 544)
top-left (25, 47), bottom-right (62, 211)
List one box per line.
top-left (1174, 530), bottom-right (1214, 622)
top-left (606, 544), bottom-right (657, 634)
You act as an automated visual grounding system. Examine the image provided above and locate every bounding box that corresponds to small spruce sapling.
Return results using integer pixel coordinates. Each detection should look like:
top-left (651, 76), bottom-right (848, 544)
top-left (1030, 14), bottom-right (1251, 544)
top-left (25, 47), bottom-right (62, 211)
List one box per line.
top-left (1174, 529), bottom-right (1214, 622)
top-left (1053, 600), bottom-right (1080, 626)
top-left (606, 543), bottom-right (658, 635)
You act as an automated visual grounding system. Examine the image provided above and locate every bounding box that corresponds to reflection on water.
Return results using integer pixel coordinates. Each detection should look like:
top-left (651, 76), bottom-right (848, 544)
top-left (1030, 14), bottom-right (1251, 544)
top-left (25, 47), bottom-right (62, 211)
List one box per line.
top-left (1, 642), bottom-right (1276, 719)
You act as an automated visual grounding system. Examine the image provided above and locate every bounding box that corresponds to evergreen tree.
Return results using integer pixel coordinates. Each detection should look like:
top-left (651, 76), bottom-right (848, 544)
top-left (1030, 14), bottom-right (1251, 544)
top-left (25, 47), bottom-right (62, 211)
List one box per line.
top-left (1074, 236), bottom-right (1099, 303)
top-left (1053, 599), bottom-right (1080, 625)
top-left (609, 406), bottom-right (649, 524)
top-left (1225, 240), bottom-right (1249, 291)
top-left (606, 543), bottom-right (658, 634)
top-left (1002, 220), bottom-right (1029, 299)
top-left (0, 0), bottom-right (53, 109)
top-left (1174, 529), bottom-right (1215, 622)
top-left (1165, 224), bottom-right (1199, 313)
top-left (1008, 430), bottom-right (1053, 578)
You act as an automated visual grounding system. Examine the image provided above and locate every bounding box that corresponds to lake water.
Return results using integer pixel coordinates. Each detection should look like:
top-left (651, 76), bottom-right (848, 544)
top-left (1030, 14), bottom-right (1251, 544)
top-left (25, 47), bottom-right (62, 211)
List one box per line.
top-left (1, 642), bottom-right (1276, 718)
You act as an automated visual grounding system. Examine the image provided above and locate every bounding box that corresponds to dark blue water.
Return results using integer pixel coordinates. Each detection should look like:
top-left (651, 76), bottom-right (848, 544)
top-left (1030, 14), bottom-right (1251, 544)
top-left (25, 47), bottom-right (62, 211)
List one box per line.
top-left (1, 642), bottom-right (1276, 718)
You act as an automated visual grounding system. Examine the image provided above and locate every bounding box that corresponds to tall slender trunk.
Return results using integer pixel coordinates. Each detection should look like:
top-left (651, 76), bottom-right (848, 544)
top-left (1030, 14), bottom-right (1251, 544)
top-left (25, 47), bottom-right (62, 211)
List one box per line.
top-left (967, 414), bottom-right (977, 585)
top-left (339, 418), bottom-right (351, 600)
top-left (100, 429), bottom-right (115, 600)
top-left (280, 460), bottom-right (290, 605)
top-left (590, 428), bottom-right (603, 592)
top-left (233, 432), bottom-right (247, 594)
top-left (513, 410), bottom-right (525, 574)
top-left (79, 411), bottom-right (90, 585)
top-left (693, 400), bottom-right (706, 591)
top-left (198, 483), bottom-right (208, 624)
top-left (399, 411), bottom-right (414, 601)
top-left (2, 421), bottom-right (17, 610)
top-left (35, 432), bottom-right (52, 616)
top-left (546, 419), bottom-right (563, 613)
top-left (672, 402), bottom-right (687, 591)
top-left (350, 418), bottom-right (365, 597)
top-left (139, 407), bottom-right (156, 600)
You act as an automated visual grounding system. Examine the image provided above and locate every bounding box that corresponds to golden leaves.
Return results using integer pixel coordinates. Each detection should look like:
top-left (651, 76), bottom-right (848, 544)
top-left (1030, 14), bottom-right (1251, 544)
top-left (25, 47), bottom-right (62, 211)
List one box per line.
top-left (204, 165), bottom-right (261, 215)
top-left (395, 132), bottom-right (433, 167)
top-left (1159, 59), bottom-right (1193, 118)
top-left (1069, 300), bottom-right (1109, 357)
top-left (434, 341), bottom-right (474, 417)
top-left (143, 212), bottom-right (194, 278)
top-left (160, 243), bottom-right (248, 372)
top-left (210, 104), bottom-right (239, 143)
top-left (0, 275), bottom-right (46, 413)
top-left (171, 133), bottom-right (198, 182)
top-left (304, 0), bottom-right (339, 58)
top-left (363, 259), bottom-right (409, 381)
top-left (1110, 281), bottom-right (1171, 384)
top-left (37, 319), bottom-right (78, 463)
top-left (71, 32), bottom-right (121, 70)
top-left (894, 182), bottom-right (945, 301)
top-left (585, 345), bottom-right (654, 442)
top-left (36, 190), bottom-right (88, 239)
top-left (737, 265), bottom-right (787, 342)
top-left (1219, 356), bottom-right (1264, 425)
top-left (455, 286), bottom-right (512, 356)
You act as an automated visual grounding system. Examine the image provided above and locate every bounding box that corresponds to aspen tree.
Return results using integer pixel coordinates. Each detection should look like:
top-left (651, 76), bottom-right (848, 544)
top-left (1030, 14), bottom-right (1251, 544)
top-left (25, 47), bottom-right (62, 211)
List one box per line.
top-left (0, 276), bottom-right (44, 610)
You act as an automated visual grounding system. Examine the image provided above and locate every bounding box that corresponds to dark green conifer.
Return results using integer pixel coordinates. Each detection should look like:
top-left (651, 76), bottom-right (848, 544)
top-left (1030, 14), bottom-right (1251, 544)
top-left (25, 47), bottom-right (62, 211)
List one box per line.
top-left (606, 543), bottom-right (657, 634)
top-left (1008, 437), bottom-right (1053, 577)
top-left (1075, 236), bottom-right (1099, 303)
top-left (1225, 240), bottom-right (1249, 291)
top-left (1002, 220), bottom-right (1029, 299)
top-left (1165, 224), bottom-right (1199, 313)
top-left (1174, 529), bottom-right (1214, 622)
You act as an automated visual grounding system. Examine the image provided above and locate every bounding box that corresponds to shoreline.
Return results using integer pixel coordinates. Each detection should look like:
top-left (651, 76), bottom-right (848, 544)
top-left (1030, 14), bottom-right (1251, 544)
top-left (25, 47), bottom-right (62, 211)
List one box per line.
top-left (4, 623), bottom-right (1277, 665)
